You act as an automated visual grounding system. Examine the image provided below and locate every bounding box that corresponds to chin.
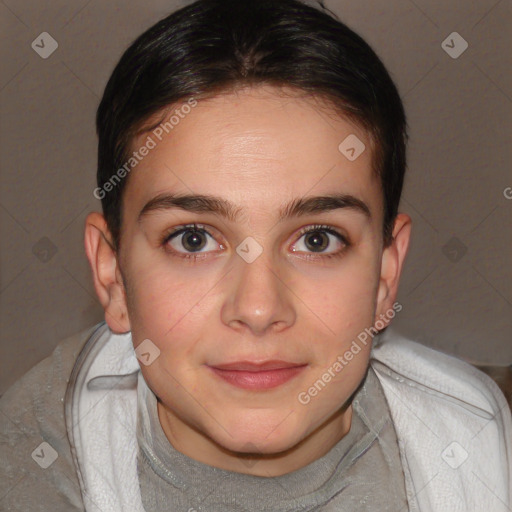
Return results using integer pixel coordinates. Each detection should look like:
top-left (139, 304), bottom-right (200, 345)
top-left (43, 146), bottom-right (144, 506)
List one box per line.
top-left (221, 434), bottom-right (304, 458)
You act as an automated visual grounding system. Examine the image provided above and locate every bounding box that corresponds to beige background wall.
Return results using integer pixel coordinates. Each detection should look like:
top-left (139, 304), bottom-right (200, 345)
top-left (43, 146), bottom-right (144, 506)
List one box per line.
top-left (1, 0), bottom-right (510, 395)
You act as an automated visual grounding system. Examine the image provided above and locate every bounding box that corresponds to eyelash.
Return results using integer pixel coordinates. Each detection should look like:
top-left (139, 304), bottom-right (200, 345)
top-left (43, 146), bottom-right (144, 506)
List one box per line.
top-left (160, 223), bottom-right (351, 262)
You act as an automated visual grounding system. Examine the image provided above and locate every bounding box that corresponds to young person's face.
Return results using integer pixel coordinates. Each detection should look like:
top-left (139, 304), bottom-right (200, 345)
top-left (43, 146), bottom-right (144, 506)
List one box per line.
top-left (85, 85), bottom-right (411, 476)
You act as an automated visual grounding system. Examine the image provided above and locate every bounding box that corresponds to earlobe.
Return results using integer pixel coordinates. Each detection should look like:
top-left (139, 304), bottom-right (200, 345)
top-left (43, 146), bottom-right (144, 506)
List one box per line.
top-left (375, 213), bottom-right (412, 326)
top-left (84, 212), bottom-right (131, 334)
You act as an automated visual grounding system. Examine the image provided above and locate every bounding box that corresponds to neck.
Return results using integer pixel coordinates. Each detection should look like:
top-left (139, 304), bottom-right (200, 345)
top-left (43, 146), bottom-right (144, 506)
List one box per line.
top-left (157, 399), bottom-right (353, 477)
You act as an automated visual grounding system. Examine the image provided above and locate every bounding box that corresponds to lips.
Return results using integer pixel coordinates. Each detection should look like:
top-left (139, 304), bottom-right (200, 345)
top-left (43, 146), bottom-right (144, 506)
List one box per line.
top-left (207, 360), bottom-right (307, 390)
top-left (211, 360), bottom-right (304, 371)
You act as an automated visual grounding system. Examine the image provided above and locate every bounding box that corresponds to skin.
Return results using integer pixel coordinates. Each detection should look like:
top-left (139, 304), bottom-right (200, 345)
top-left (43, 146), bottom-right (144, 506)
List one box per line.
top-left (84, 85), bottom-right (411, 477)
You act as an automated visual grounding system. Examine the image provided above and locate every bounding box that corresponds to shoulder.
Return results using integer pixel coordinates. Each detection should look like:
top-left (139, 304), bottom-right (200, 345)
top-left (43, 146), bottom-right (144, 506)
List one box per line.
top-left (370, 328), bottom-right (510, 417)
top-left (0, 322), bottom-right (104, 511)
top-left (370, 328), bottom-right (512, 506)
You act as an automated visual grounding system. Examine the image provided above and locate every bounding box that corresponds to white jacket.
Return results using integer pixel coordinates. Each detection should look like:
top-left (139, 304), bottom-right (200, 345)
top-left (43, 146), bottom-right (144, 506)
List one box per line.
top-left (65, 323), bottom-right (512, 512)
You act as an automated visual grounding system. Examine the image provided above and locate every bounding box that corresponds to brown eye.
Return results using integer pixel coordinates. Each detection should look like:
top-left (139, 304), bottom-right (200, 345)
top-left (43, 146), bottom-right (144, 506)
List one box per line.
top-left (166, 228), bottom-right (215, 253)
top-left (303, 231), bottom-right (330, 252)
top-left (180, 229), bottom-right (208, 252)
top-left (291, 225), bottom-right (350, 261)
top-left (161, 223), bottom-right (223, 260)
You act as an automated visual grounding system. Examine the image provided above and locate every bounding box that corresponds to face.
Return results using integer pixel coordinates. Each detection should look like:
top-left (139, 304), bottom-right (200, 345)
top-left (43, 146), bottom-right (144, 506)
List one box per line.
top-left (86, 84), bottom-right (411, 475)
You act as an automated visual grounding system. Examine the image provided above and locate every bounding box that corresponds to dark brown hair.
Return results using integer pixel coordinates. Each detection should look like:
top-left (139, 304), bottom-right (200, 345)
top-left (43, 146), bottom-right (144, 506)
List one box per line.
top-left (96, 0), bottom-right (408, 249)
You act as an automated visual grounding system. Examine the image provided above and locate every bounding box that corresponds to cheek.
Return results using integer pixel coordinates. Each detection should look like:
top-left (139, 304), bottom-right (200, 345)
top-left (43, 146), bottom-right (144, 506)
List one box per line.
top-left (124, 257), bottom-right (221, 354)
top-left (300, 254), bottom-right (380, 336)
top-left (123, 260), bottom-right (186, 336)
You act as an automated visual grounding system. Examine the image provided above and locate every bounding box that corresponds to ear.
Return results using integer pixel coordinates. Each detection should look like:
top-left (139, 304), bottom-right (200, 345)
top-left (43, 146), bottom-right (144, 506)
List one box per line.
top-left (374, 213), bottom-right (412, 327)
top-left (84, 212), bottom-right (131, 334)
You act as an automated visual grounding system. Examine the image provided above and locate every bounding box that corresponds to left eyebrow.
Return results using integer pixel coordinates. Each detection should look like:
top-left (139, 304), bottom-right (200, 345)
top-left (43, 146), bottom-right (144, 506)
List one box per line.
top-left (137, 192), bottom-right (372, 223)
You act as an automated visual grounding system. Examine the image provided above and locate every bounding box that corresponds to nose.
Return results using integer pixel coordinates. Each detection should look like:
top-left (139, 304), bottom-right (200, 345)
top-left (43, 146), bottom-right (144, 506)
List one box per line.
top-left (221, 246), bottom-right (296, 336)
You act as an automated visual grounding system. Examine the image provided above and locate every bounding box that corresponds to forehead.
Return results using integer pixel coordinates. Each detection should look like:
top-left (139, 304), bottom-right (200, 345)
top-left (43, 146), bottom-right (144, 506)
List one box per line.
top-left (122, 85), bottom-right (382, 221)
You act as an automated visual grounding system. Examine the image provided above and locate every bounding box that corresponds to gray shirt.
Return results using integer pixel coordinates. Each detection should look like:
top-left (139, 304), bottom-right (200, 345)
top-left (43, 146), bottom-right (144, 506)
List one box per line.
top-left (136, 365), bottom-right (409, 511)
